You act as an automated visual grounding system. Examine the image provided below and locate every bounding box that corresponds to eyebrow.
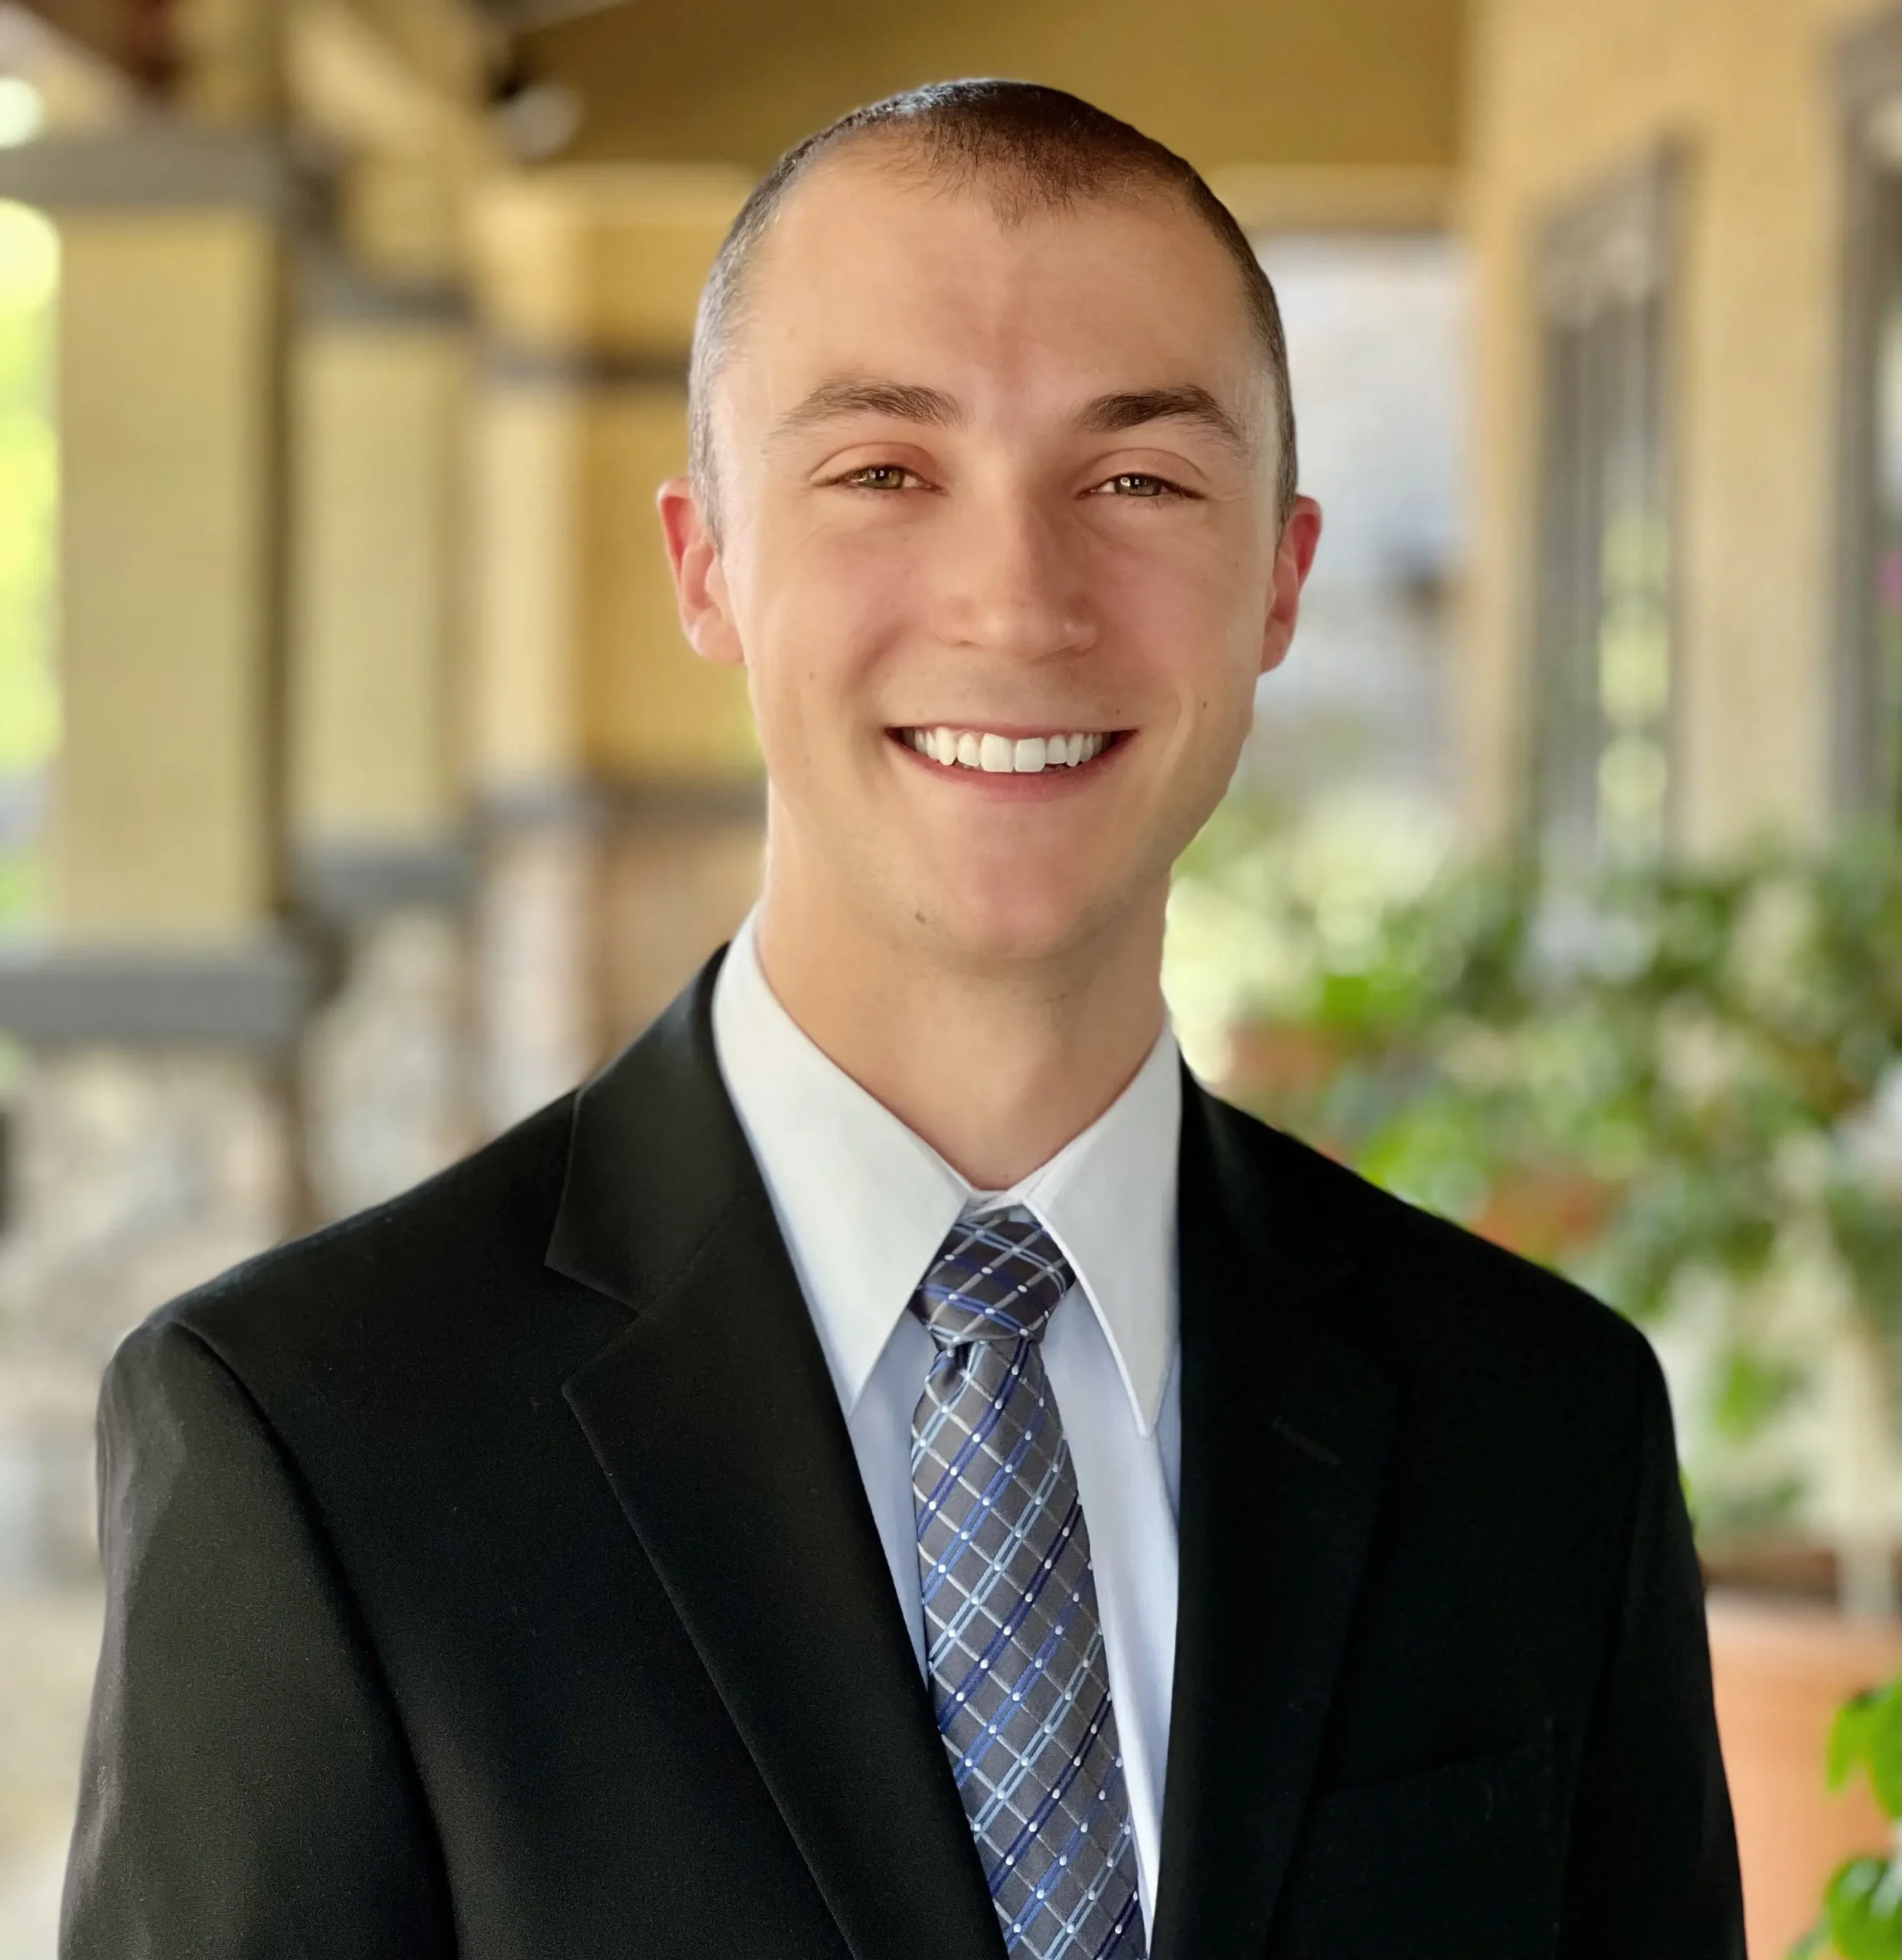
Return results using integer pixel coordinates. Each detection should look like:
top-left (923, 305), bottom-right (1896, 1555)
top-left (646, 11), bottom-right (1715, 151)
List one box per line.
top-left (1074, 386), bottom-right (1253, 462)
top-left (769, 378), bottom-right (962, 442)
top-left (767, 377), bottom-right (1253, 462)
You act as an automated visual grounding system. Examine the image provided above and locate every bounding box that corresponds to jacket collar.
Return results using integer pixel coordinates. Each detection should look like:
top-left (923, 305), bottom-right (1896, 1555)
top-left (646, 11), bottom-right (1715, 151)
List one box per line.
top-left (1149, 1074), bottom-right (1395, 1959)
top-left (550, 947), bottom-right (1395, 1960)
top-left (551, 944), bottom-right (1008, 1960)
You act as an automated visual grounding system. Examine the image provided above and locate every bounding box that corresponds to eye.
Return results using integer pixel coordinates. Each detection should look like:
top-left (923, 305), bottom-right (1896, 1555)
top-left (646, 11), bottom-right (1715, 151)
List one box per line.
top-left (1093, 472), bottom-right (1191, 500)
top-left (835, 464), bottom-right (923, 492)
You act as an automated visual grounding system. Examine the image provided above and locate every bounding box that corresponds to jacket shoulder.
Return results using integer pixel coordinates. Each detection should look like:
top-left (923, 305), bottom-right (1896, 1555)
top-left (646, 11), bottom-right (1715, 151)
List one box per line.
top-left (127, 1092), bottom-right (584, 1382)
top-left (1201, 1088), bottom-right (1658, 1402)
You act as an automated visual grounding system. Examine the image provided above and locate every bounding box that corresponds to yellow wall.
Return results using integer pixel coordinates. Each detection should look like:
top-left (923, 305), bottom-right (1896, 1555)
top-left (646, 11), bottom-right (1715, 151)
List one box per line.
top-left (292, 321), bottom-right (468, 842)
top-left (475, 168), bottom-right (753, 359)
top-left (54, 212), bottom-right (281, 936)
top-left (472, 379), bottom-right (585, 793)
top-left (1463, 0), bottom-right (1891, 851)
top-left (470, 374), bottom-right (760, 792)
top-left (526, 0), bottom-right (1462, 177)
top-left (580, 384), bottom-right (758, 783)
top-left (472, 168), bottom-right (758, 796)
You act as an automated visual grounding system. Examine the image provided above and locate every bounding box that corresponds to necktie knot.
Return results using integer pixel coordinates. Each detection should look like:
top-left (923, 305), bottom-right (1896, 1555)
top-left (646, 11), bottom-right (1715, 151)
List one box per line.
top-left (908, 1204), bottom-right (1075, 1349)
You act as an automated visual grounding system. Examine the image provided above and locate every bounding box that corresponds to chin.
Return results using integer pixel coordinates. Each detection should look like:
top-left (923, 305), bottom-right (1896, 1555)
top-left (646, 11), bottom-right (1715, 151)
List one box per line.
top-left (907, 862), bottom-right (1126, 968)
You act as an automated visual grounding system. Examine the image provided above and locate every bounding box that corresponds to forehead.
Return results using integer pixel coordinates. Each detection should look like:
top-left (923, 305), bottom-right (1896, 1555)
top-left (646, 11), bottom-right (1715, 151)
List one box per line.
top-left (727, 148), bottom-right (1264, 416)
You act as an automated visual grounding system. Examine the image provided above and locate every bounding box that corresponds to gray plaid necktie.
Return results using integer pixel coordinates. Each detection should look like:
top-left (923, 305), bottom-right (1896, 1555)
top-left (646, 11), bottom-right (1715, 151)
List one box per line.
top-left (909, 1205), bottom-right (1146, 1959)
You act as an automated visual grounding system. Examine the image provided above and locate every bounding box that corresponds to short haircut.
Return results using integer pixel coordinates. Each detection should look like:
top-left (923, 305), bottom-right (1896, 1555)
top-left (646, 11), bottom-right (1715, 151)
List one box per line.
top-left (686, 79), bottom-right (1299, 541)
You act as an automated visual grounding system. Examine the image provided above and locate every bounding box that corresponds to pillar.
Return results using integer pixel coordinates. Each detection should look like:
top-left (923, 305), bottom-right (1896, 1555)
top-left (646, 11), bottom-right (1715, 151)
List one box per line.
top-left (0, 126), bottom-right (311, 1580)
top-left (289, 252), bottom-right (478, 1220)
top-left (470, 166), bottom-right (763, 1131)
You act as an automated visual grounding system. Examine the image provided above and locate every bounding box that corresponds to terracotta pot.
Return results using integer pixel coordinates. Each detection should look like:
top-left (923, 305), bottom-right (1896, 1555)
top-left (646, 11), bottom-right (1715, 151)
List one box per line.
top-left (1218, 1022), bottom-right (1351, 1105)
top-left (1705, 1590), bottom-right (1900, 1958)
top-left (1470, 1165), bottom-right (1619, 1266)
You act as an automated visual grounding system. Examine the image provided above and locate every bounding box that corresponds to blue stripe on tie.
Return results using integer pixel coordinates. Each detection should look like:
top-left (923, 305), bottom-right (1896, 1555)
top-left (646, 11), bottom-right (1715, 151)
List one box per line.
top-left (985, 1684), bottom-right (1113, 1897)
top-left (963, 1623), bottom-right (1104, 1831)
top-left (949, 1567), bottom-right (1090, 1788)
top-left (925, 1474), bottom-right (1074, 1685)
top-left (919, 1387), bottom-right (1054, 1610)
top-left (920, 1283), bottom-right (1034, 1338)
top-left (1018, 1812), bottom-right (1135, 1959)
top-left (913, 1332), bottom-right (1027, 1497)
top-left (1009, 1757), bottom-right (1130, 1954)
top-left (923, 1435), bottom-right (1065, 1628)
top-left (926, 1448), bottom-right (1073, 1664)
top-left (936, 1498), bottom-right (1081, 1733)
top-left (1089, 1886), bottom-right (1142, 1960)
top-left (914, 1335), bottom-right (1037, 1525)
top-left (913, 1411), bottom-right (1043, 1607)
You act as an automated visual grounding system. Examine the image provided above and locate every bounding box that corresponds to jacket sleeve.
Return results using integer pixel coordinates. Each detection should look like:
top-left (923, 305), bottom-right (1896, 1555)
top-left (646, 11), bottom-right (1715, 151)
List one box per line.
top-left (1557, 1336), bottom-right (1746, 1959)
top-left (61, 1318), bottom-right (453, 1958)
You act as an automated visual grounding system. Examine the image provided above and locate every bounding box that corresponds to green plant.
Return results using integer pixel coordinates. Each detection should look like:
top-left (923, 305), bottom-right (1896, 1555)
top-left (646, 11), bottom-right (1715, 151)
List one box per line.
top-left (1789, 1677), bottom-right (1901, 1960)
top-left (1166, 805), bottom-right (1902, 1535)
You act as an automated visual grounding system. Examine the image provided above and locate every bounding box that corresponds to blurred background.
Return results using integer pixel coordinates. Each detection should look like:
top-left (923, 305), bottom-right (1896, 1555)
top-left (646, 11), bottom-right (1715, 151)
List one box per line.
top-left (0, 0), bottom-right (1895, 1952)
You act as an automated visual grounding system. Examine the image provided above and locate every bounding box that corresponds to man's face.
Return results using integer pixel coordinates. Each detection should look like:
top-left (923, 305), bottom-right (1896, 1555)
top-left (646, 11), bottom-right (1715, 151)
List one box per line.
top-left (661, 149), bottom-right (1320, 967)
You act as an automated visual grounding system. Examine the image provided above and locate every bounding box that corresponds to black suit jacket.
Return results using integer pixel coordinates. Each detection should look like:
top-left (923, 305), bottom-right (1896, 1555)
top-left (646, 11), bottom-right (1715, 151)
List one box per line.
top-left (63, 947), bottom-right (1744, 1959)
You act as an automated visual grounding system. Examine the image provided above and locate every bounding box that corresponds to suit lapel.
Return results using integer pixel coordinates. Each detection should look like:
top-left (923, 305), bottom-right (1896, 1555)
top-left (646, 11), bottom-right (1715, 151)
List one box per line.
top-left (1150, 1076), bottom-right (1397, 1960)
top-left (551, 952), bottom-right (1006, 1960)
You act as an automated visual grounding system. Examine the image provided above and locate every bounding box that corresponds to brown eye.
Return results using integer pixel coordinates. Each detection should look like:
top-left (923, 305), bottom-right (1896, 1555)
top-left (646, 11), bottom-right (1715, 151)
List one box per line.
top-left (846, 466), bottom-right (913, 491)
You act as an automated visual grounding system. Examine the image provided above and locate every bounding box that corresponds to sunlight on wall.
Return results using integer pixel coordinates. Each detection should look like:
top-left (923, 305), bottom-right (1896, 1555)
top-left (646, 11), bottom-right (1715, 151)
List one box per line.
top-left (0, 195), bottom-right (57, 928)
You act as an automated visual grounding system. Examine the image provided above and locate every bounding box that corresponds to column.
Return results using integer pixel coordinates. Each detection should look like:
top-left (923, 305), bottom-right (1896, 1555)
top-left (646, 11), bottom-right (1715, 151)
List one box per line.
top-left (0, 126), bottom-right (311, 1580)
top-left (289, 252), bottom-right (478, 1220)
top-left (470, 167), bottom-right (763, 1131)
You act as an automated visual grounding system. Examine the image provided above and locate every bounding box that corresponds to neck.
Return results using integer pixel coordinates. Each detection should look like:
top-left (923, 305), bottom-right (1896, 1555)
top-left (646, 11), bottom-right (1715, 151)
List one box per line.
top-left (751, 858), bottom-right (1168, 1192)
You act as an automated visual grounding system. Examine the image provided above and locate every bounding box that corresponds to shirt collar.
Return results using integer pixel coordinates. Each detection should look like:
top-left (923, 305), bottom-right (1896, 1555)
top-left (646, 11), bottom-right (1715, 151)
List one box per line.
top-left (711, 909), bottom-right (1181, 1436)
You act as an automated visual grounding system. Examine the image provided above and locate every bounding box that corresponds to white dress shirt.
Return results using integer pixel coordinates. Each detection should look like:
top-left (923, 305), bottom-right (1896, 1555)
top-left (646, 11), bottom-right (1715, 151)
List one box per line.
top-left (711, 909), bottom-right (1182, 1937)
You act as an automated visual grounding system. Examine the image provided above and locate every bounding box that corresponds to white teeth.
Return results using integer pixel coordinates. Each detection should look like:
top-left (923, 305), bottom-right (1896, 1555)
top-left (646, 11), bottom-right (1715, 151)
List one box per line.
top-left (900, 727), bottom-right (1111, 772)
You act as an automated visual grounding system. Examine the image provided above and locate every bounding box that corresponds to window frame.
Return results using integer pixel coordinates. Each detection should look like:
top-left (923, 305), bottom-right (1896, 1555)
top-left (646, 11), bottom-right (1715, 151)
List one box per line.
top-left (1526, 145), bottom-right (1687, 870)
top-left (1828, 6), bottom-right (1902, 825)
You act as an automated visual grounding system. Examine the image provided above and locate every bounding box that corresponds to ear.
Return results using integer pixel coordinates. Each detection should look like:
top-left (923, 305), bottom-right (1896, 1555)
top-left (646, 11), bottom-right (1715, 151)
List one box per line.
top-left (656, 476), bottom-right (744, 667)
top-left (1259, 494), bottom-right (1323, 678)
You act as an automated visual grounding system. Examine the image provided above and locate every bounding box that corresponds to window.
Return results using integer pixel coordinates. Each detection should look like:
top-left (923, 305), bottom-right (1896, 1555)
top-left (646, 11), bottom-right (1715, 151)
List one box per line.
top-left (1243, 232), bottom-right (1467, 821)
top-left (1529, 152), bottom-right (1681, 866)
top-left (1833, 11), bottom-right (1902, 825)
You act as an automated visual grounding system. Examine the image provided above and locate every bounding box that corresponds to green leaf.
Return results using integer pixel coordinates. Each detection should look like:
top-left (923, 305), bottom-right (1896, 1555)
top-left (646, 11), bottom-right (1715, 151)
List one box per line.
top-left (1823, 1853), bottom-right (1902, 1960)
top-left (1786, 1913), bottom-right (1828, 1959)
top-left (1826, 1680), bottom-right (1902, 1821)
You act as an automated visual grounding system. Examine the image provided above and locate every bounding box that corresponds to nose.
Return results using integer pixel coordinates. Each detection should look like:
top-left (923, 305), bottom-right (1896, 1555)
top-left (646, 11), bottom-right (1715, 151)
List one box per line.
top-left (931, 477), bottom-right (1096, 663)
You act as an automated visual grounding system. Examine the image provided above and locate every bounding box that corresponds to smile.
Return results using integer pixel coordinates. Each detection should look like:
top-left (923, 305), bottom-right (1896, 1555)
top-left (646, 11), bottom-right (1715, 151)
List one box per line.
top-left (891, 727), bottom-right (1119, 773)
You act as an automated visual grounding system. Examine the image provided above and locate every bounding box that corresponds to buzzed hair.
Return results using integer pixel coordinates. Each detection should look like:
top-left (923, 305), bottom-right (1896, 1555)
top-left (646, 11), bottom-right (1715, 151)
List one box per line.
top-left (686, 79), bottom-right (1299, 540)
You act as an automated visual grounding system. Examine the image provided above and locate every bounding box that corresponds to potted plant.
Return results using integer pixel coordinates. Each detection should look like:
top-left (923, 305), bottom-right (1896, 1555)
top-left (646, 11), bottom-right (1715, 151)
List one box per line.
top-left (1789, 1676), bottom-right (1900, 1959)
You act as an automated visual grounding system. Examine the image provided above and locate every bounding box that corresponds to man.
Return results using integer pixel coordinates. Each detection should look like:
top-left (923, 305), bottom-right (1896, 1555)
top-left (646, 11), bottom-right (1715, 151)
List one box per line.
top-left (64, 80), bottom-right (1744, 1959)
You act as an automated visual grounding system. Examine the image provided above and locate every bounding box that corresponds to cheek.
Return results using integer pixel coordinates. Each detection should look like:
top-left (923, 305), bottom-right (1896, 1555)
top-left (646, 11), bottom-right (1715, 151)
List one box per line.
top-left (743, 535), bottom-right (916, 738)
top-left (1109, 536), bottom-right (1265, 702)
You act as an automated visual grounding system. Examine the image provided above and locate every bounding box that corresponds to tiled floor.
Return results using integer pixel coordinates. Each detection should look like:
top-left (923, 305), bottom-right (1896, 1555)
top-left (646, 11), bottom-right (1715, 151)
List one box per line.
top-left (0, 1583), bottom-right (103, 1959)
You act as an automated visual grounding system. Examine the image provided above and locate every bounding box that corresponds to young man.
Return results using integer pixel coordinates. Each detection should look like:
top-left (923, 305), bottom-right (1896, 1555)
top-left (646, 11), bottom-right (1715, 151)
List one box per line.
top-left (64, 82), bottom-right (1744, 1960)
